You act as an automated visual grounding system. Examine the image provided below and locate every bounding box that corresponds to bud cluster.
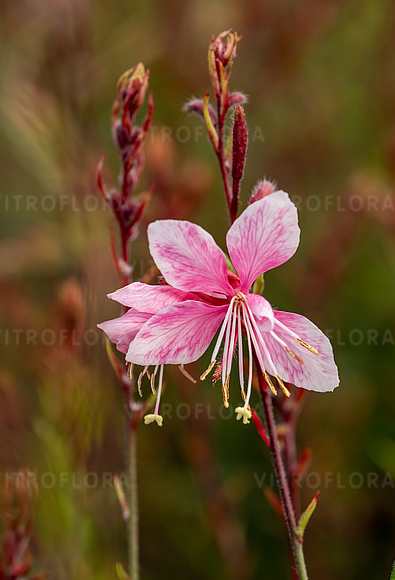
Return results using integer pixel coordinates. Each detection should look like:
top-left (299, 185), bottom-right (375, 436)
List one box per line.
top-left (97, 63), bottom-right (154, 276)
top-left (184, 30), bottom-right (248, 222)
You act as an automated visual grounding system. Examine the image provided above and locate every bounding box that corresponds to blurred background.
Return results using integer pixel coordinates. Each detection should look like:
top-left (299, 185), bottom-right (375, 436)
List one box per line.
top-left (0, 0), bottom-right (395, 578)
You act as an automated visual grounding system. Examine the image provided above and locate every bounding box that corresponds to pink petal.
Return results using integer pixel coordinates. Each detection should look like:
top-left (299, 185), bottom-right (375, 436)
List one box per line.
top-left (226, 191), bottom-right (300, 291)
top-left (148, 220), bottom-right (233, 297)
top-left (126, 300), bottom-right (228, 365)
top-left (247, 293), bottom-right (274, 332)
top-left (258, 310), bottom-right (339, 392)
top-left (98, 310), bottom-right (151, 354)
top-left (108, 282), bottom-right (190, 312)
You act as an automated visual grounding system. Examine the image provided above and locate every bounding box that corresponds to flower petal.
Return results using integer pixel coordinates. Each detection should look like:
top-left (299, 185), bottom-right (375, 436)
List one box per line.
top-left (247, 293), bottom-right (274, 332)
top-left (148, 220), bottom-right (233, 297)
top-left (226, 191), bottom-right (300, 291)
top-left (98, 310), bottom-right (151, 354)
top-left (257, 310), bottom-right (339, 392)
top-left (126, 300), bottom-right (227, 365)
top-left (108, 282), bottom-right (190, 312)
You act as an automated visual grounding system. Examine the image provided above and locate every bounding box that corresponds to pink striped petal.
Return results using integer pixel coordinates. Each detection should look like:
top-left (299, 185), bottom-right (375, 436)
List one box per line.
top-left (98, 310), bottom-right (151, 354)
top-left (108, 282), bottom-right (190, 312)
top-left (126, 300), bottom-right (228, 365)
top-left (148, 220), bottom-right (233, 297)
top-left (226, 191), bottom-right (300, 292)
top-left (258, 310), bottom-right (339, 392)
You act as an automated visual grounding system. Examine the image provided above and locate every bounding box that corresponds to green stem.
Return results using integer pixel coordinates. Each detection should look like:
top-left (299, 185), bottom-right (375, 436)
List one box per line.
top-left (295, 539), bottom-right (309, 580)
top-left (128, 426), bottom-right (139, 580)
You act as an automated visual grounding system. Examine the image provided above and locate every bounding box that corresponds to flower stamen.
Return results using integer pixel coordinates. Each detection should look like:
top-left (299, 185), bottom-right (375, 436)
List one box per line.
top-left (178, 364), bottom-right (197, 384)
top-left (137, 365), bottom-right (149, 397)
top-left (264, 371), bottom-right (278, 396)
top-left (274, 319), bottom-right (319, 355)
top-left (150, 364), bottom-right (159, 394)
top-left (144, 364), bottom-right (164, 426)
top-left (297, 339), bottom-right (319, 355)
top-left (200, 359), bottom-right (216, 381)
top-left (276, 376), bottom-right (291, 397)
top-left (269, 331), bottom-right (304, 364)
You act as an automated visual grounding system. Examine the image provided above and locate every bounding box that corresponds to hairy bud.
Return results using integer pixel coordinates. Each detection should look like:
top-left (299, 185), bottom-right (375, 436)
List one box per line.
top-left (232, 105), bottom-right (248, 215)
top-left (249, 179), bottom-right (277, 204)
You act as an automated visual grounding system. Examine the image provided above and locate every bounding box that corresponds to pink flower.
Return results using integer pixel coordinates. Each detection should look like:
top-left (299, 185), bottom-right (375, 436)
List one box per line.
top-left (99, 191), bottom-right (339, 425)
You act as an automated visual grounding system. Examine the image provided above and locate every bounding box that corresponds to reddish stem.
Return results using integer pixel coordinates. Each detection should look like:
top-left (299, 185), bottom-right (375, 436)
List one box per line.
top-left (257, 371), bottom-right (300, 579)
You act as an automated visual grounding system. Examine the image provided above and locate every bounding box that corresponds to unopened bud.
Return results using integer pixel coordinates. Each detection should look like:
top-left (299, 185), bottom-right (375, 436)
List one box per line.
top-left (210, 30), bottom-right (240, 68)
top-left (232, 105), bottom-right (248, 215)
top-left (183, 98), bottom-right (217, 125)
top-left (114, 63), bottom-right (149, 118)
top-left (228, 91), bottom-right (248, 108)
top-left (249, 179), bottom-right (277, 204)
top-left (208, 30), bottom-right (240, 97)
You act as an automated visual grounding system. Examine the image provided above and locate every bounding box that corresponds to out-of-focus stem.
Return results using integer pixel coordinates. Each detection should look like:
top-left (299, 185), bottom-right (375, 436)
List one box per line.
top-left (257, 371), bottom-right (309, 580)
top-left (128, 425), bottom-right (139, 580)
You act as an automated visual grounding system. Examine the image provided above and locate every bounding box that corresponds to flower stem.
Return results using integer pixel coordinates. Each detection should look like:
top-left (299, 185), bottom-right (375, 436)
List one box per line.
top-left (257, 371), bottom-right (309, 580)
top-left (128, 425), bottom-right (139, 580)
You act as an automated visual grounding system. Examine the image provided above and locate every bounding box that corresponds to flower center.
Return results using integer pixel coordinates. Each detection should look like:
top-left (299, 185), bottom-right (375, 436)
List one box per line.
top-left (200, 292), bottom-right (319, 423)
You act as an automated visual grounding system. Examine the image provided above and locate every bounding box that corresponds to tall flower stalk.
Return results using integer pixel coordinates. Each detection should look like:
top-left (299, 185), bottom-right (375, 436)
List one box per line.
top-left (97, 64), bottom-right (153, 579)
top-left (193, 30), bottom-right (319, 579)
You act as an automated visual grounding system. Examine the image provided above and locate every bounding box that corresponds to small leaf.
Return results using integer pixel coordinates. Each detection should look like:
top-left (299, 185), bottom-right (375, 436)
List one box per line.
top-left (203, 94), bottom-right (219, 150)
top-left (296, 492), bottom-right (320, 540)
top-left (390, 561), bottom-right (395, 580)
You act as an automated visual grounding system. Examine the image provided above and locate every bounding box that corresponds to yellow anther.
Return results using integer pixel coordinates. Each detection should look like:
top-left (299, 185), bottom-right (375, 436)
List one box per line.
top-left (200, 359), bottom-right (216, 381)
top-left (144, 413), bottom-right (163, 427)
top-left (235, 406), bottom-right (252, 425)
top-left (297, 339), bottom-right (319, 355)
top-left (222, 377), bottom-right (230, 408)
top-left (276, 376), bottom-right (291, 398)
top-left (264, 371), bottom-right (278, 396)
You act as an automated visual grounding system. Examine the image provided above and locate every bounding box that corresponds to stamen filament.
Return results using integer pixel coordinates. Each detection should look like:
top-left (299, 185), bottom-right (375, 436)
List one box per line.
top-left (237, 305), bottom-right (245, 399)
top-left (211, 297), bottom-right (236, 363)
top-left (221, 300), bottom-right (236, 394)
top-left (276, 375), bottom-right (291, 398)
top-left (200, 359), bottom-right (216, 381)
top-left (223, 299), bottom-right (238, 388)
top-left (264, 371), bottom-right (278, 396)
top-left (137, 365), bottom-right (149, 397)
top-left (269, 331), bottom-right (304, 364)
top-left (178, 364), bottom-right (197, 384)
top-left (150, 364), bottom-right (159, 394)
top-left (274, 319), bottom-right (319, 355)
top-left (154, 365), bottom-right (164, 415)
top-left (144, 364), bottom-right (164, 426)
top-left (241, 306), bottom-right (253, 407)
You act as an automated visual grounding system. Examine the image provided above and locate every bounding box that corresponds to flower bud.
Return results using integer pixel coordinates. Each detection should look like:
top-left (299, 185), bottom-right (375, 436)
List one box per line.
top-left (232, 105), bottom-right (248, 213)
top-left (208, 30), bottom-right (240, 96)
top-left (183, 97), bottom-right (217, 125)
top-left (210, 30), bottom-right (240, 68)
top-left (228, 91), bottom-right (248, 109)
top-left (114, 63), bottom-right (149, 122)
top-left (249, 179), bottom-right (277, 204)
